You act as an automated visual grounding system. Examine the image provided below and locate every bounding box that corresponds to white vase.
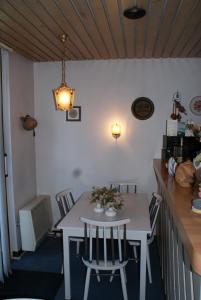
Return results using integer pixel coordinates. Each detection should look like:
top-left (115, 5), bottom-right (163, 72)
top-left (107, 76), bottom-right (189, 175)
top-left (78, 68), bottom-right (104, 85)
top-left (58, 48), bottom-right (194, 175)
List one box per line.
top-left (105, 207), bottom-right (117, 217)
top-left (94, 203), bottom-right (104, 213)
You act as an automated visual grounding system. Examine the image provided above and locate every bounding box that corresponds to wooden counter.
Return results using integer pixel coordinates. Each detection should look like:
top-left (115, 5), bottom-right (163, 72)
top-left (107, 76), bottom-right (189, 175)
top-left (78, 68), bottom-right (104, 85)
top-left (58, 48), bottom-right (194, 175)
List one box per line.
top-left (153, 159), bottom-right (201, 275)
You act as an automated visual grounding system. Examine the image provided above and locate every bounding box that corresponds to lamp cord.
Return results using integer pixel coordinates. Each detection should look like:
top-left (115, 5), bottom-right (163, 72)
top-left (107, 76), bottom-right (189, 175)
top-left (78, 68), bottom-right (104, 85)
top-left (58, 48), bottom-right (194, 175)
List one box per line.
top-left (62, 59), bottom-right (65, 83)
top-left (61, 34), bottom-right (67, 84)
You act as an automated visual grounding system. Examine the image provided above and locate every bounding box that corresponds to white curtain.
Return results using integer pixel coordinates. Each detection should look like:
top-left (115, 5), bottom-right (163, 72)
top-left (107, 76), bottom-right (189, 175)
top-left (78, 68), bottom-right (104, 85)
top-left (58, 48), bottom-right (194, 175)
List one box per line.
top-left (0, 48), bottom-right (11, 282)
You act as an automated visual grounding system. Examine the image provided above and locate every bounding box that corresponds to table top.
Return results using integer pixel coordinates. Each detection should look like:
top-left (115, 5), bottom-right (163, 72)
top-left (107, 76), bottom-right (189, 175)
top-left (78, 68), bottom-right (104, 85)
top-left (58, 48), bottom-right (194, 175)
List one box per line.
top-left (58, 192), bottom-right (151, 240)
top-left (153, 159), bottom-right (201, 275)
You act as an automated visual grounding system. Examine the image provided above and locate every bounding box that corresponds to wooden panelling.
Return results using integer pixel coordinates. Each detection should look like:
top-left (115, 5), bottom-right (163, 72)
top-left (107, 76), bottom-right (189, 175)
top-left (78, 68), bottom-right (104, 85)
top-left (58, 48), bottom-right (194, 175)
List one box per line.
top-left (144, 0), bottom-right (164, 58)
top-left (0, 0), bottom-right (201, 61)
top-left (162, 0), bottom-right (198, 57)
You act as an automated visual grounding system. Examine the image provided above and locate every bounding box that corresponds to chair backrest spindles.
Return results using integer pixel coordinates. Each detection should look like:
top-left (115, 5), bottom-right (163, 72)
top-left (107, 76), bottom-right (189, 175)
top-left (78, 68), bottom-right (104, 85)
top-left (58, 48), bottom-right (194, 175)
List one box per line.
top-left (96, 226), bottom-right (100, 265)
top-left (111, 227), bottom-right (115, 265)
top-left (56, 189), bottom-right (75, 219)
top-left (118, 226), bottom-right (122, 262)
top-left (84, 223), bottom-right (88, 257)
top-left (110, 182), bottom-right (137, 193)
top-left (149, 193), bottom-right (157, 215)
top-left (80, 218), bottom-right (130, 268)
top-left (103, 227), bottom-right (107, 267)
top-left (149, 194), bottom-right (162, 238)
top-left (89, 225), bottom-right (93, 263)
top-left (123, 224), bottom-right (127, 261)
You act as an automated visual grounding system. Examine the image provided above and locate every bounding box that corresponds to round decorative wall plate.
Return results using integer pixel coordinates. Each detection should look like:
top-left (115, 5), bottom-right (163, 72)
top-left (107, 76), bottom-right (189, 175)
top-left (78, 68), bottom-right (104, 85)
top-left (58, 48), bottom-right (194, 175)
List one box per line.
top-left (131, 97), bottom-right (154, 120)
top-left (189, 96), bottom-right (201, 115)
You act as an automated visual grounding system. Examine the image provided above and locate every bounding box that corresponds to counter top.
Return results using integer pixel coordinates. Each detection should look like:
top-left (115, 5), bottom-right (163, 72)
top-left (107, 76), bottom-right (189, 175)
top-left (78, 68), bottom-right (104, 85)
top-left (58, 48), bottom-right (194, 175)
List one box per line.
top-left (153, 159), bottom-right (201, 275)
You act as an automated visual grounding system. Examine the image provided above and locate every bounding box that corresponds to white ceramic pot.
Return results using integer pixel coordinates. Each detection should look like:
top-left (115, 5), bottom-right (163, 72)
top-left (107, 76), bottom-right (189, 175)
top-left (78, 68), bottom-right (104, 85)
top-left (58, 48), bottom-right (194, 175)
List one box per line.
top-left (94, 203), bottom-right (104, 213)
top-left (105, 207), bottom-right (117, 217)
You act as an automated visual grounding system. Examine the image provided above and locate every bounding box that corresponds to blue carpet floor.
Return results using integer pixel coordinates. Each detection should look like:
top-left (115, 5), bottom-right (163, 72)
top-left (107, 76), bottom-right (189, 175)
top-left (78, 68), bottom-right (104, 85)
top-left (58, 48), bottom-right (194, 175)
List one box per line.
top-left (12, 236), bottom-right (165, 300)
top-left (0, 269), bottom-right (63, 300)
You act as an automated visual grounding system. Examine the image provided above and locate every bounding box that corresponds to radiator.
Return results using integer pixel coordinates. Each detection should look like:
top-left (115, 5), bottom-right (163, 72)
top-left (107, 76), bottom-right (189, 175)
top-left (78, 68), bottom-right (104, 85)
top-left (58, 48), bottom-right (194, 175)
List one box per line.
top-left (19, 195), bottom-right (53, 251)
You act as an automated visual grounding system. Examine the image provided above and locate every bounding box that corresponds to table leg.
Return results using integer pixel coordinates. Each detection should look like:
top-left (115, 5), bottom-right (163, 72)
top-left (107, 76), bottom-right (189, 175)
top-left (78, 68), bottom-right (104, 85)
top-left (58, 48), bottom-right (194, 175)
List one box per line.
top-left (63, 235), bottom-right (71, 299)
top-left (140, 236), bottom-right (147, 300)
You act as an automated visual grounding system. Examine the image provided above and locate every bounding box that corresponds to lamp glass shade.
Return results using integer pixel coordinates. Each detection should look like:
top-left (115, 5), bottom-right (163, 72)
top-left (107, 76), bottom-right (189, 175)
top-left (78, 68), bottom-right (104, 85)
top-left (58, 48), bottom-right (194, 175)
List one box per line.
top-left (53, 83), bottom-right (75, 111)
top-left (112, 123), bottom-right (121, 139)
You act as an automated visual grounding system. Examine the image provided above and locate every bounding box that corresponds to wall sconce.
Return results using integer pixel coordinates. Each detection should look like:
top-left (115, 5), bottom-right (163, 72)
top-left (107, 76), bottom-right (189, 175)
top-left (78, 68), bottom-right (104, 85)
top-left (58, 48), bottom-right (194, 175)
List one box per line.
top-left (52, 34), bottom-right (75, 111)
top-left (112, 123), bottom-right (121, 139)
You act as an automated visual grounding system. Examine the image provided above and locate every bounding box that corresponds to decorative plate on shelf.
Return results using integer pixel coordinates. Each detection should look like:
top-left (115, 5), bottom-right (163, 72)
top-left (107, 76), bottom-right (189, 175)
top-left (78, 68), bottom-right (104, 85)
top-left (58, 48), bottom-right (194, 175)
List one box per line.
top-left (131, 97), bottom-right (154, 120)
top-left (189, 96), bottom-right (201, 116)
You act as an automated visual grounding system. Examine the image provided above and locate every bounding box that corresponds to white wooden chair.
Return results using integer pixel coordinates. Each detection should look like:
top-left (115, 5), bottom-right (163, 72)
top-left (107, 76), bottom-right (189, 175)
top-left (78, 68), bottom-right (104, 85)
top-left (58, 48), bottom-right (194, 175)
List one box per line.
top-left (55, 188), bottom-right (83, 255)
top-left (110, 181), bottom-right (137, 193)
top-left (80, 217), bottom-right (130, 300)
top-left (128, 193), bottom-right (162, 284)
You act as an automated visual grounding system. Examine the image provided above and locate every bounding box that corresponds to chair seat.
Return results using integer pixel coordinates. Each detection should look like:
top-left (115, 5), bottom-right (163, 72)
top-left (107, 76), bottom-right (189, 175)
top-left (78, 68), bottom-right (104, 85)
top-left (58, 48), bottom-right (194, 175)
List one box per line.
top-left (82, 258), bottom-right (128, 271)
top-left (128, 240), bottom-right (140, 246)
top-left (70, 237), bottom-right (84, 242)
top-left (129, 234), bottom-right (153, 247)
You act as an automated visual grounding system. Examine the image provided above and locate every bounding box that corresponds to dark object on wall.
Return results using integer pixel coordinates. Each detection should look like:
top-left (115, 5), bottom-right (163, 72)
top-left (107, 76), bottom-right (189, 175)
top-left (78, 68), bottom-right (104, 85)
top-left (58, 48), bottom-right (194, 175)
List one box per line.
top-left (66, 106), bottom-right (81, 121)
top-left (21, 115), bottom-right (37, 136)
top-left (123, 6), bottom-right (146, 19)
top-left (131, 97), bottom-right (154, 120)
top-left (170, 91), bottom-right (187, 121)
top-left (161, 135), bottom-right (201, 161)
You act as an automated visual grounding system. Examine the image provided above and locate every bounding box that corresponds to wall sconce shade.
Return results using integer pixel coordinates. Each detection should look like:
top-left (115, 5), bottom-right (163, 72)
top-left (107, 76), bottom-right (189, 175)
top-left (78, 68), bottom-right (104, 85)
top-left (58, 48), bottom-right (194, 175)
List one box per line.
top-left (112, 123), bottom-right (121, 139)
top-left (53, 34), bottom-right (75, 111)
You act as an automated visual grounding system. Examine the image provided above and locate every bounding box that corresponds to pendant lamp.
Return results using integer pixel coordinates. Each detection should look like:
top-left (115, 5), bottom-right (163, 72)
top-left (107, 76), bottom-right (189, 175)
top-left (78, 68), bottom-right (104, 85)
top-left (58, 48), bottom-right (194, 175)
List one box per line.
top-left (53, 34), bottom-right (75, 111)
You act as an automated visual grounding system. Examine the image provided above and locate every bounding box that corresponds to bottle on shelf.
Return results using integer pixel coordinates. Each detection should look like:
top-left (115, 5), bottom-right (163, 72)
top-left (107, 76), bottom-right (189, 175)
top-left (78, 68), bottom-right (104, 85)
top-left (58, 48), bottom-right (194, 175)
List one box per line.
top-left (177, 137), bottom-right (183, 163)
top-left (170, 102), bottom-right (177, 120)
top-left (173, 137), bottom-right (183, 163)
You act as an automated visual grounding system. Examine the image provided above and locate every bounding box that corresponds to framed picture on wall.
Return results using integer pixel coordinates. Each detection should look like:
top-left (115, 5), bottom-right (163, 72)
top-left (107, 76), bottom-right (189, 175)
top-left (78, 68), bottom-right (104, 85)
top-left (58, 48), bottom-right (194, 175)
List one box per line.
top-left (66, 106), bottom-right (81, 122)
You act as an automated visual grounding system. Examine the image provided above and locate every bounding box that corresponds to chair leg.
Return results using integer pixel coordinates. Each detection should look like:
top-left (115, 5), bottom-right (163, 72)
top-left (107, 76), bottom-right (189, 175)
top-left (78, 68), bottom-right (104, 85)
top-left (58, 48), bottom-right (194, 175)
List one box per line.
top-left (76, 241), bottom-right (81, 255)
top-left (120, 268), bottom-right (128, 300)
top-left (146, 246), bottom-right (152, 284)
top-left (124, 267), bottom-right (127, 283)
top-left (109, 270), bottom-right (115, 282)
top-left (61, 263), bottom-right (64, 274)
top-left (84, 267), bottom-right (91, 300)
top-left (133, 245), bottom-right (138, 262)
top-left (95, 270), bottom-right (101, 282)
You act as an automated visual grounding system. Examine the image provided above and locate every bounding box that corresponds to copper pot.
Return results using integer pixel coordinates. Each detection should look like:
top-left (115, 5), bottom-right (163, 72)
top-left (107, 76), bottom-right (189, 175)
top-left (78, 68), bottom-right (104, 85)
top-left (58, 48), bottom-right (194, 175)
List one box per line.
top-left (21, 115), bottom-right (37, 131)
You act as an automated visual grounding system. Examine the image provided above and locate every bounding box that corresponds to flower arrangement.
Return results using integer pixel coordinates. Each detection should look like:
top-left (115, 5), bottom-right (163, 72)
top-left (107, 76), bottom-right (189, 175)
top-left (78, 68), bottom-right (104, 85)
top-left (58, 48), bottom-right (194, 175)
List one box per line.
top-left (90, 186), bottom-right (124, 210)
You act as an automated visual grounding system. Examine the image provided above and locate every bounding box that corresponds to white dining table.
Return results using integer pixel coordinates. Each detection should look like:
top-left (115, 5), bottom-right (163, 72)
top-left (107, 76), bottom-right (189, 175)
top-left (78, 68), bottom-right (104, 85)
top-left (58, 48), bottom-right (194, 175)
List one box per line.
top-left (58, 192), bottom-right (151, 300)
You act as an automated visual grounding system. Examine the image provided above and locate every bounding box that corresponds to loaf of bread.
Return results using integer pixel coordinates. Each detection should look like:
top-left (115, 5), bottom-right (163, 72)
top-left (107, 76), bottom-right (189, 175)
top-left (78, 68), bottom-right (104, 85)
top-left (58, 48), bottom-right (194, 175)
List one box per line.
top-left (175, 160), bottom-right (196, 188)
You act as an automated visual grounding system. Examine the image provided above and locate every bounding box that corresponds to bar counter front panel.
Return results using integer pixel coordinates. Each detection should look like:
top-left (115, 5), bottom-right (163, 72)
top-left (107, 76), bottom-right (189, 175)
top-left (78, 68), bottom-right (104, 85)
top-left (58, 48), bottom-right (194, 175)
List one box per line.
top-left (154, 159), bottom-right (201, 300)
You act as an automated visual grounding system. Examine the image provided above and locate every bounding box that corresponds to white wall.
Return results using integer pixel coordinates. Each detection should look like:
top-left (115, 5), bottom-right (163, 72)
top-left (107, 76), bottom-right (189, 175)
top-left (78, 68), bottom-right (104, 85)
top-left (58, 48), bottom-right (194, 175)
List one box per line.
top-left (9, 52), bottom-right (36, 251)
top-left (34, 58), bottom-right (201, 223)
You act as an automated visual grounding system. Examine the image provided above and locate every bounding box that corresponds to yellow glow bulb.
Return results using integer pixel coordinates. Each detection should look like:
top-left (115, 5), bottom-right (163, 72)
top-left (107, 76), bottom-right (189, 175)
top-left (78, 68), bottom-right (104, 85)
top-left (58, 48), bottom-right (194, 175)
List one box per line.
top-left (112, 123), bottom-right (121, 139)
top-left (59, 88), bottom-right (71, 105)
top-left (53, 84), bottom-right (75, 111)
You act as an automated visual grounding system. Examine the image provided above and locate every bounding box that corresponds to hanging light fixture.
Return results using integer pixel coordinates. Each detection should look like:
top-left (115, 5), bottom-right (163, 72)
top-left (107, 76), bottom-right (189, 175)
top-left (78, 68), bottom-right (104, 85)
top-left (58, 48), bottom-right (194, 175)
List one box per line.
top-left (53, 34), bottom-right (75, 111)
top-left (123, 6), bottom-right (146, 19)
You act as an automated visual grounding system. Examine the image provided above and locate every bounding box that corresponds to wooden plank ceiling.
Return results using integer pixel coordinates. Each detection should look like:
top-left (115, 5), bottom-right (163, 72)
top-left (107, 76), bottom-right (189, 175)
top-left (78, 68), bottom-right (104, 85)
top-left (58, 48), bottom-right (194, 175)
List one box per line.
top-left (0, 0), bottom-right (201, 62)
